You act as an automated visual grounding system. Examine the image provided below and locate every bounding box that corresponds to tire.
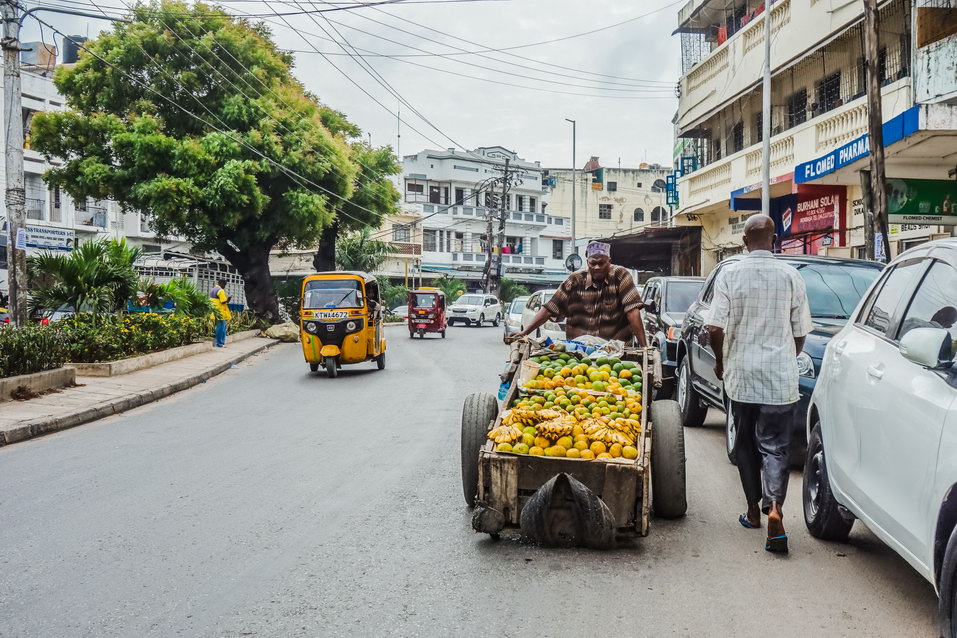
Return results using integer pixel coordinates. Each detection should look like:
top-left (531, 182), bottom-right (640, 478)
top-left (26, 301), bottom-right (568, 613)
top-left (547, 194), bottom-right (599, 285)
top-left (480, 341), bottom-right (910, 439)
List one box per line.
top-left (676, 358), bottom-right (707, 428)
top-left (724, 398), bottom-right (738, 465)
top-left (803, 423), bottom-right (853, 541)
top-left (309, 362), bottom-right (319, 373)
top-left (938, 525), bottom-right (957, 638)
top-left (651, 400), bottom-right (687, 519)
top-left (442, 330), bottom-right (446, 338)
top-left (324, 357), bottom-right (338, 379)
top-left (476, 313), bottom-right (485, 327)
top-left (448, 319), bottom-right (455, 327)
top-left (376, 352), bottom-right (386, 370)
top-left (461, 392), bottom-right (498, 508)
top-left (492, 314), bottom-right (500, 327)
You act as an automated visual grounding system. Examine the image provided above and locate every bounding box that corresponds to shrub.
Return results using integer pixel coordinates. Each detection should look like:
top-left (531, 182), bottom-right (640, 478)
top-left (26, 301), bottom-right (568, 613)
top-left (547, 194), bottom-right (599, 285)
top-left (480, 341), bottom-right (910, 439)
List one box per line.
top-left (54, 313), bottom-right (206, 363)
top-left (0, 325), bottom-right (68, 378)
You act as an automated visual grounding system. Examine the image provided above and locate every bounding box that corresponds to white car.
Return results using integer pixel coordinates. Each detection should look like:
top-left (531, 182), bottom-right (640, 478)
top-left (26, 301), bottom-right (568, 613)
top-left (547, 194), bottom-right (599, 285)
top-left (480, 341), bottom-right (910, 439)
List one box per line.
top-left (521, 289), bottom-right (565, 340)
top-left (448, 293), bottom-right (502, 327)
top-left (390, 305), bottom-right (410, 319)
top-left (503, 295), bottom-right (530, 343)
top-left (804, 238), bottom-right (957, 634)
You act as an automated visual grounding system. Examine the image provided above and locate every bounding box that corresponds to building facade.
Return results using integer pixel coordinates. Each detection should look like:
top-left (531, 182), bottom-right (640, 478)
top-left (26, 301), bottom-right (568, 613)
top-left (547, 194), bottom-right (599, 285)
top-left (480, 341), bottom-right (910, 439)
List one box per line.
top-left (672, 0), bottom-right (957, 272)
top-left (544, 159), bottom-right (672, 244)
top-left (392, 146), bottom-right (571, 290)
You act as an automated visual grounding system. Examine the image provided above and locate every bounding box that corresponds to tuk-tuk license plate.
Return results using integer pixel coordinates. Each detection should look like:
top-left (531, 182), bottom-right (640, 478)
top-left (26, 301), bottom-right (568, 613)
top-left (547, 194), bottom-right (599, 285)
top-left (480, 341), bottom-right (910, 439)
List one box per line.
top-left (317, 311), bottom-right (348, 320)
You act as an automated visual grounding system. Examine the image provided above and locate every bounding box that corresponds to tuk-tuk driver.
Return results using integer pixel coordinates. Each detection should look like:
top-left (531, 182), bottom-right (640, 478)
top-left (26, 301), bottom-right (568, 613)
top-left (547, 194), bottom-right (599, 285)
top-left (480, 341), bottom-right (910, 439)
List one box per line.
top-left (513, 241), bottom-right (648, 346)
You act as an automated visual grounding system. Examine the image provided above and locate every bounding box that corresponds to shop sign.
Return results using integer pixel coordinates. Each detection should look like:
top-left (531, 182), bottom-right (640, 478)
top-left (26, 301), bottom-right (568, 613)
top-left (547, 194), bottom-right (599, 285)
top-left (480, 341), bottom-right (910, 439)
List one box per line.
top-left (887, 178), bottom-right (957, 225)
top-left (789, 191), bottom-right (841, 234)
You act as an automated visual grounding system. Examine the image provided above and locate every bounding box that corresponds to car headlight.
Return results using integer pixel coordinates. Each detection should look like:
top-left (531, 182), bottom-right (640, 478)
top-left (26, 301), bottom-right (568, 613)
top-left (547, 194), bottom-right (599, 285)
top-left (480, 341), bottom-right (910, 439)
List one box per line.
top-left (305, 321), bottom-right (317, 333)
top-left (346, 320), bottom-right (358, 332)
top-left (797, 351), bottom-right (815, 378)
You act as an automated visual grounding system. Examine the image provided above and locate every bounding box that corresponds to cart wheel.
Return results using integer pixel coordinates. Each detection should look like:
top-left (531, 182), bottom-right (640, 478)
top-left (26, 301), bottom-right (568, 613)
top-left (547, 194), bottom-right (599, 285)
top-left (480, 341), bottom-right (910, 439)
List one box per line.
top-left (324, 357), bottom-right (338, 379)
top-left (650, 399), bottom-right (687, 519)
top-left (376, 352), bottom-right (386, 370)
top-left (309, 362), bottom-right (319, 373)
top-left (461, 392), bottom-right (498, 508)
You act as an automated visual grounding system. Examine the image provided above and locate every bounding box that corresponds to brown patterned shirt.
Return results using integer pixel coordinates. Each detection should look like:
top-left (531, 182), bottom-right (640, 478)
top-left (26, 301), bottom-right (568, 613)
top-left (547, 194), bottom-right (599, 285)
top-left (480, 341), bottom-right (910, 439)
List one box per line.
top-left (544, 265), bottom-right (643, 341)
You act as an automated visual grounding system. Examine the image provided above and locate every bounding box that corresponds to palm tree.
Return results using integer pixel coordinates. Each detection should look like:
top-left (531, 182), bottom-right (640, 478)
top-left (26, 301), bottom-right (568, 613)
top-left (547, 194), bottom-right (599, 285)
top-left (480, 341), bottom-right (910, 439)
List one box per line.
top-left (28, 238), bottom-right (142, 317)
top-left (335, 228), bottom-right (398, 273)
top-left (434, 277), bottom-right (466, 299)
top-left (499, 278), bottom-right (530, 303)
top-left (135, 277), bottom-right (213, 317)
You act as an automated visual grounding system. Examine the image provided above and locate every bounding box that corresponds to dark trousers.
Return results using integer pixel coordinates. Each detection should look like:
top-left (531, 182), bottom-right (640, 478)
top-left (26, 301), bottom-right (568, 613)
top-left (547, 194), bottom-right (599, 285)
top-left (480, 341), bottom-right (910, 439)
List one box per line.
top-left (731, 401), bottom-right (795, 513)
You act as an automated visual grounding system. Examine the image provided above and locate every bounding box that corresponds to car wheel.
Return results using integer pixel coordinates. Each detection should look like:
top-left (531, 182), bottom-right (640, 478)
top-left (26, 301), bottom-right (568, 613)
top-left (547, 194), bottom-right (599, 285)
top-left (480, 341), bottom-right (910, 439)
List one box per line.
top-left (376, 352), bottom-right (386, 370)
top-left (476, 313), bottom-right (485, 327)
top-left (724, 398), bottom-right (737, 465)
top-left (492, 314), bottom-right (500, 327)
top-left (803, 422), bottom-right (854, 541)
top-left (939, 524), bottom-right (957, 638)
top-left (324, 357), bottom-right (338, 379)
top-left (676, 358), bottom-right (707, 428)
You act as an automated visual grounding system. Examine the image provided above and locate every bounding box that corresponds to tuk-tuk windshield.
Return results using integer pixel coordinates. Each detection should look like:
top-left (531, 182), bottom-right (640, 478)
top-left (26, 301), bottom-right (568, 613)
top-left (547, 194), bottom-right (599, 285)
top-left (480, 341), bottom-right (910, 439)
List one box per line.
top-left (303, 279), bottom-right (363, 309)
top-left (411, 293), bottom-right (437, 309)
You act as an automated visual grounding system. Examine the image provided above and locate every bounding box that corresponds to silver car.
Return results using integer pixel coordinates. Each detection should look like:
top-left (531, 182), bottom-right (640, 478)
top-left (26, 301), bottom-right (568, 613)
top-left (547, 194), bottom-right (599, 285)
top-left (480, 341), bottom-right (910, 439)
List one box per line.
top-left (502, 296), bottom-right (529, 343)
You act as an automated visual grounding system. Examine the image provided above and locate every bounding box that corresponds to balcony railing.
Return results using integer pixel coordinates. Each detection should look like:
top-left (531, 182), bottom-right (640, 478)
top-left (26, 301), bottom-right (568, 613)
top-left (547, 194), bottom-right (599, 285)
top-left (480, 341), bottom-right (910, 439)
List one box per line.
top-left (688, 162), bottom-right (732, 199)
top-left (815, 103), bottom-right (868, 152)
top-left (744, 136), bottom-right (795, 179)
top-left (391, 242), bottom-right (422, 256)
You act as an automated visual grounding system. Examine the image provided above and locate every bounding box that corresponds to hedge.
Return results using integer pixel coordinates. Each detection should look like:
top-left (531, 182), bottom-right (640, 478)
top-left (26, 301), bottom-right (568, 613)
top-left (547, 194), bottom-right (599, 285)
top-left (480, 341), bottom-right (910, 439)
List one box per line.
top-left (0, 324), bottom-right (68, 379)
top-left (54, 313), bottom-right (206, 363)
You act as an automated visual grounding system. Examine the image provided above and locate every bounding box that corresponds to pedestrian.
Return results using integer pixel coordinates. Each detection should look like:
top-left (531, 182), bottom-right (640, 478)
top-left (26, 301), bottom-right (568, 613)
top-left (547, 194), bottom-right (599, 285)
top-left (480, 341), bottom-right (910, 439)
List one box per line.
top-left (513, 241), bottom-right (648, 345)
top-left (210, 278), bottom-right (232, 348)
top-left (704, 214), bottom-right (812, 554)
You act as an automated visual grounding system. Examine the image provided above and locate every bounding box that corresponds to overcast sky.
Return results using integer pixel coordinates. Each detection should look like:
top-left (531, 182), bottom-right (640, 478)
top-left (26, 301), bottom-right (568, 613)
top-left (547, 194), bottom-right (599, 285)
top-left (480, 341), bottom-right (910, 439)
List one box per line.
top-left (21, 0), bottom-right (681, 169)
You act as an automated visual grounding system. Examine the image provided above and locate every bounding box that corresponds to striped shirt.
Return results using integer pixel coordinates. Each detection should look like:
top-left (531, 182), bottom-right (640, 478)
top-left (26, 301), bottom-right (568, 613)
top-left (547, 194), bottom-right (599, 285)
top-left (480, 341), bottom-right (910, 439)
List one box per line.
top-left (704, 251), bottom-right (813, 405)
top-left (544, 265), bottom-right (643, 341)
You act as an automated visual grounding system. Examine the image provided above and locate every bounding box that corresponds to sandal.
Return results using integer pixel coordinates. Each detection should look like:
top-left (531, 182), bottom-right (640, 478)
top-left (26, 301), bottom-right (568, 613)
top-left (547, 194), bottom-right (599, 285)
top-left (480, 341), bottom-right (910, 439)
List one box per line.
top-left (765, 512), bottom-right (788, 553)
top-left (738, 513), bottom-right (760, 529)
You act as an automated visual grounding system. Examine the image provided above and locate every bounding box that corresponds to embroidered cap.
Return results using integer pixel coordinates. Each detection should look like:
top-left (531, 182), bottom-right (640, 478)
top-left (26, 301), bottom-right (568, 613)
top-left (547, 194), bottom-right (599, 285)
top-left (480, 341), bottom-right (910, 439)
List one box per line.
top-left (586, 241), bottom-right (611, 258)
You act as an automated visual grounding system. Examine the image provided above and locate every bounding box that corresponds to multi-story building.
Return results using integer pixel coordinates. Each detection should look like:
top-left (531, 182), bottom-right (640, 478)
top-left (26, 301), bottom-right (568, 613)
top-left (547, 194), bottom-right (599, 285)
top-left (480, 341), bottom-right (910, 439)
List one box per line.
top-left (544, 158), bottom-right (672, 244)
top-left (672, 0), bottom-right (957, 271)
top-left (393, 146), bottom-right (571, 290)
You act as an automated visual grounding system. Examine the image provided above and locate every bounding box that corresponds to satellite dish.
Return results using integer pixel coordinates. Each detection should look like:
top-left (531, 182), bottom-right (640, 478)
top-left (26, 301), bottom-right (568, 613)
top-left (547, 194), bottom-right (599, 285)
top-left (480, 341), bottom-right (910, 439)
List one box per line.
top-left (565, 254), bottom-right (583, 272)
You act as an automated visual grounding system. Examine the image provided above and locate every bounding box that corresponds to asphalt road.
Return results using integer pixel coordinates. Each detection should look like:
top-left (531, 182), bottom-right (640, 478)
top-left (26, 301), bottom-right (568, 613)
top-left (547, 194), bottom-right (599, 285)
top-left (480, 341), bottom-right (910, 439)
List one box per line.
top-left (0, 325), bottom-right (939, 637)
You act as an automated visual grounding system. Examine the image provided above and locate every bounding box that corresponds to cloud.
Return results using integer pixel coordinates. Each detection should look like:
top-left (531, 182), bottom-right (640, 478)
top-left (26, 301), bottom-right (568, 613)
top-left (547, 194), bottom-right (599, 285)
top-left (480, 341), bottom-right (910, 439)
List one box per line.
top-left (20, 0), bottom-right (681, 168)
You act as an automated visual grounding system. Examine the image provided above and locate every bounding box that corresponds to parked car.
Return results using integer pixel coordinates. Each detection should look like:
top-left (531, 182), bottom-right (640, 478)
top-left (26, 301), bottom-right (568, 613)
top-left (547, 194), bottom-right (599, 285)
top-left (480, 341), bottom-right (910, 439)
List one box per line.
top-left (448, 293), bottom-right (502, 327)
top-left (802, 239), bottom-right (957, 635)
top-left (676, 254), bottom-right (884, 466)
top-left (641, 276), bottom-right (705, 398)
top-left (390, 305), bottom-right (410, 320)
top-left (503, 295), bottom-right (530, 343)
top-left (521, 289), bottom-right (565, 340)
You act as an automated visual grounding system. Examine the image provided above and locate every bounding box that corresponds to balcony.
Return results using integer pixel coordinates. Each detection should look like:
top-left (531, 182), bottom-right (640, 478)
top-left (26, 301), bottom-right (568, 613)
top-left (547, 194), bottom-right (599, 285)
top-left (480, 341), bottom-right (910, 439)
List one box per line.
top-left (390, 241), bottom-right (422, 256)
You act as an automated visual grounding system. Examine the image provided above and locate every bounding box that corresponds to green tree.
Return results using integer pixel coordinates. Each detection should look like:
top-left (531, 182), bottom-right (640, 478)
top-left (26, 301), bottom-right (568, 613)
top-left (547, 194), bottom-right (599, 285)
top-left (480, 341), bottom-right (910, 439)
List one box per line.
top-left (377, 276), bottom-right (408, 309)
top-left (28, 238), bottom-right (141, 316)
top-left (30, 1), bottom-right (397, 322)
top-left (335, 227), bottom-right (398, 273)
top-left (135, 277), bottom-right (214, 317)
top-left (433, 277), bottom-right (466, 298)
top-left (499, 278), bottom-right (530, 303)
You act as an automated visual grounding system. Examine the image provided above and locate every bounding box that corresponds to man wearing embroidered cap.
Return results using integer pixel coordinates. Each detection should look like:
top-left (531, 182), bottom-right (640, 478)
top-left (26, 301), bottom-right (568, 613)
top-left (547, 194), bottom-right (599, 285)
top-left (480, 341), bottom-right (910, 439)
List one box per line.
top-left (513, 241), bottom-right (647, 345)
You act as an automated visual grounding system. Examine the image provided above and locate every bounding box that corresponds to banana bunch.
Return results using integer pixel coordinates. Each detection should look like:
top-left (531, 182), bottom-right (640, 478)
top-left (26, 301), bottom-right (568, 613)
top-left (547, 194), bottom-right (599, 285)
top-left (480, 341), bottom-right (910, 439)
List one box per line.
top-left (488, 424), bottom-right (524, 444)
top-left (609, 418), bottom-right (642, 438)
top-left (536, 416), bottom-right (576, 438)
top-left (590, 425), bottom-right (635, 447)
top-left (502, 408), bottom-right (565, 427)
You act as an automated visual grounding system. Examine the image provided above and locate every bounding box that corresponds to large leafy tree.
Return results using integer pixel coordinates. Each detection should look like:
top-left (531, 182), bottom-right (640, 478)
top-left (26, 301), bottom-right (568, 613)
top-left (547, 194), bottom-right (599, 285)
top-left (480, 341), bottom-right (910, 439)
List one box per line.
top-left (31, 1), bottom-right (397, 322)
top-left (335, 228), bottom-right (397, 273)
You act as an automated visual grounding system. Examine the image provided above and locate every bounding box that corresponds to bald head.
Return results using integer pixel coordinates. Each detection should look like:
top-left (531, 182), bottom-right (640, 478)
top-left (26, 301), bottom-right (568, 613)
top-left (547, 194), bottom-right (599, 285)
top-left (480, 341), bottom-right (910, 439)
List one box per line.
top-left (743, 214), bottom-right (776, 252)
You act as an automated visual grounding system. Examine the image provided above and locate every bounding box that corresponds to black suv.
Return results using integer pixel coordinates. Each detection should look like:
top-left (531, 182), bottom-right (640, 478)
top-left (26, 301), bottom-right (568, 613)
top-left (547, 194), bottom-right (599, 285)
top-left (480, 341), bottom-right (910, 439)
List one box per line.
top-left (641, 276), bottom-right (705, 398)
top-left (676, 254), bottom-right (883, 466)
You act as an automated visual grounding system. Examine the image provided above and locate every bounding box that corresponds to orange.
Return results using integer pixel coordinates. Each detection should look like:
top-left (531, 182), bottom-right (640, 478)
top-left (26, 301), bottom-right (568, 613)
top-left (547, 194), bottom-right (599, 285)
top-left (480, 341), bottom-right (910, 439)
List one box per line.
top-left (609, 443), bottom-right (623, 458)
top-left (622, 445), bottom-right (639, 459)
top-left (596, 452), bottom-right (613, 459)
top-left (565, 448), bottom-right (581, 459)
top-left (590, 441), bottom-right (607, 455)
top-left (619, 369), bottom-right (633, 380)
top-left (579, 449), bottom-right (596, 460)
top-left (534, 436), bottom-right (551, 449)
top-left (574, 440), bottom-right (589, 451)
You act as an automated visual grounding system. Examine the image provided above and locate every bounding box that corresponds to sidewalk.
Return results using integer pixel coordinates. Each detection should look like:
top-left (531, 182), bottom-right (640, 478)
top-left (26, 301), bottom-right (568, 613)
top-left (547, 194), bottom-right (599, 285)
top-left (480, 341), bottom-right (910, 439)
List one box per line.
top-left (0, 336), bottom-right (282, 447)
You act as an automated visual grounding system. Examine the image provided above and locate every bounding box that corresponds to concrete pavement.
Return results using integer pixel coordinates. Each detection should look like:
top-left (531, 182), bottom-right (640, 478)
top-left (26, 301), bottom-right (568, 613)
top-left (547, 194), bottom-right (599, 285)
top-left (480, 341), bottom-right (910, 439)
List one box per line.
top-left (0, 326), bottom-right (938, 636)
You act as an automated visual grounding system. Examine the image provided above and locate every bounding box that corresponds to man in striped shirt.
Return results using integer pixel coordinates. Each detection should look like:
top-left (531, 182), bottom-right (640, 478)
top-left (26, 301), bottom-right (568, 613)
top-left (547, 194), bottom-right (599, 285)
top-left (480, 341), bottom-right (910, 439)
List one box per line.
top-left (514, 241), bottom-right (647, 345)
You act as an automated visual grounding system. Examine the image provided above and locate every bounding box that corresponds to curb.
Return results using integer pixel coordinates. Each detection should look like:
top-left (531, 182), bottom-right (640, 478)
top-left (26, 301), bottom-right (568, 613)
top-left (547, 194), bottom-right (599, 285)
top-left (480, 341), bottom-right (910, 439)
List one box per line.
top-left (0, 339), bottom-right (282, 447)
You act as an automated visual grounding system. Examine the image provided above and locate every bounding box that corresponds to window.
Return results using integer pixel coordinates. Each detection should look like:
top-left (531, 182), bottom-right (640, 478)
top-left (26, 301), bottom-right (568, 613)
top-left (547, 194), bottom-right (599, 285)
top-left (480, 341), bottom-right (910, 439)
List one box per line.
top-left (753, 112), bottom-right (763, 144)
top-left (599, 204), bottom-right (613, 219)
top-left (651, 206), bottom-right (666, 223)
top-left (392, 224), bottom-right (410, 243)
top-left (529, 196), bottom-right (536, 213)
top-left (636, 182), bottom-right (642, 188)
top-left (429, 185), bottom-right (448, 205)
top-left (815, 72), bottom-right (842, 114)
top-left (861, 259), bottom-right (928, 338)
top-left (702, 262), bottom-right (734, 304)
top-left (787, 89), bottom-right (808, 128)
top-left (454, 187), bottom-right (465, 205)
top-left (406, 182), bottom-right (424, 194)
top-left (651, 179), bottom-right (667, 193)
top-left (423, 229), bottom-right (437, 252)
top-left (607, 181), bottom-right (618, 192)
top-left (634, 208), bottom-right (645, 222)
top-left (896, 261), bottom-right (957, 359)
top-left (552, 239), bottom-right (564, 260)
top-left (515, 195), bottom-right (524, 212)
top-left (730, 121), bottom-right (744, 153)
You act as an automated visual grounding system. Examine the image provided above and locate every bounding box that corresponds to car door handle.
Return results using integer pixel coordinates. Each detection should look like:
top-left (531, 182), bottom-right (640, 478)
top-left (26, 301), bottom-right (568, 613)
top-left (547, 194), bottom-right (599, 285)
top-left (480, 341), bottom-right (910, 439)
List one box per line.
top-left (866, 365), bottom-right (885, 380)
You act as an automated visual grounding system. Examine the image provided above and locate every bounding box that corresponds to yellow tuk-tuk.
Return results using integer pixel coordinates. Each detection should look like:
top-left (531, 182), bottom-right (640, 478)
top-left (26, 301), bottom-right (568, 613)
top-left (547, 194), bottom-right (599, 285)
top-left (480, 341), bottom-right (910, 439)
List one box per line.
top-left (299, 271), bottom-right (386, 378)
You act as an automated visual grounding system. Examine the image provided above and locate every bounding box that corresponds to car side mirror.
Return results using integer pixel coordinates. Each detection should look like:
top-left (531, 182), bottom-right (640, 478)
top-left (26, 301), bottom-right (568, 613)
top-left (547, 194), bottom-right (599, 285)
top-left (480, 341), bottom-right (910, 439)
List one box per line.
top-left (900, 327), bottom-right (952, 368)
top-left (644, 301), bottom-right (657, 314)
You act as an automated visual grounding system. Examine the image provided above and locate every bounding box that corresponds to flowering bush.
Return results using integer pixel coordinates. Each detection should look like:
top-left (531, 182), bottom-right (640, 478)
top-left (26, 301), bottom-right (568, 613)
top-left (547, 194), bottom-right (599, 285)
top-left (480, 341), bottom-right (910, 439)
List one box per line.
top-left (0, 325), bottom-right (68, 378)
top-left (54, 313), bottom-right (206, 363)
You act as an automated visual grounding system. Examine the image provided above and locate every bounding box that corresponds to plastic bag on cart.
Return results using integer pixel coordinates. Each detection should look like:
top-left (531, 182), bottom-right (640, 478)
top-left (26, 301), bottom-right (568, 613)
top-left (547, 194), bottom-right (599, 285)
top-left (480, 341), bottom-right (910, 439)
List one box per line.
top-left (520, 472), bottom-right (617, 550)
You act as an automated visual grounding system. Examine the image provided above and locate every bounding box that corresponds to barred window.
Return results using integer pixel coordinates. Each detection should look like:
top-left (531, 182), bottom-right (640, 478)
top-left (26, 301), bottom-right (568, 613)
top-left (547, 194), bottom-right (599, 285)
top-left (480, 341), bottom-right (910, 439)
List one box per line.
top-left (599, 204), bottom-right (613, 219)
top-left (392, 224), bottom-right (410, 243)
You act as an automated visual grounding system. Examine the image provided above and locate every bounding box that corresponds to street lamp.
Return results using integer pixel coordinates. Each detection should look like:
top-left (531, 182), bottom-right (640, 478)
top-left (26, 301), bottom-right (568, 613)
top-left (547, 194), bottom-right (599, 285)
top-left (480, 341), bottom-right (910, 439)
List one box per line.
top-left (565, 118), bottom-right (577, 256)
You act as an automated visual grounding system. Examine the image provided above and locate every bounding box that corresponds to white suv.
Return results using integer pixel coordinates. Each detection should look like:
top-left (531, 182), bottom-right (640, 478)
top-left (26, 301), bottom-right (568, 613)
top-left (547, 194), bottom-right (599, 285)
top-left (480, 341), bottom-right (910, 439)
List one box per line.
top-left (804, 239), bottom-right (957, 634)
top-left (521, 289), bottom-right (565, 340)
top-left (448, 293), bottom-right (502, 327)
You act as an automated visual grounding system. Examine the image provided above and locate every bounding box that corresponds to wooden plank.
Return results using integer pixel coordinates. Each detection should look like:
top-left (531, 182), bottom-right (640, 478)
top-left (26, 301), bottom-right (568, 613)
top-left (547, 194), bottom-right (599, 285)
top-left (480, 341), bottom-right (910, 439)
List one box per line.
top-left (639, 434), bottom-right (652, 536)
top-left (515, 456), bottom-right (610, 494)
top-left (486, 453), bottom-right (520, 525)
top-left (603, 462), bottom-right (639, 528)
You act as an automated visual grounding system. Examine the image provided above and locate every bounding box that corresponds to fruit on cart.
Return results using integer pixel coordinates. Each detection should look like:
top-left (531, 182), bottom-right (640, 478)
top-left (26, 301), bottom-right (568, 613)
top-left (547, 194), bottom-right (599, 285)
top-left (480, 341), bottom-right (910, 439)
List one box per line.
top-left (512, 443), bottom-right (530, 455)
top-left (622, 445), bottom-right (639, 459)
top-left (497, 443), bottom-right (513, 452)
top-left (488, 424), bottom-right (524, 444)
top-left (529, 446), bottom-right (545, 456)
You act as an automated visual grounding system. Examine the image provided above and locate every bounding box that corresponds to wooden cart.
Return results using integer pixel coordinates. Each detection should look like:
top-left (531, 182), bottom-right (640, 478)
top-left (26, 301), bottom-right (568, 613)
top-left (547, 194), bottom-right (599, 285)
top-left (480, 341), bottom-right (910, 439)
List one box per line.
top-left (460, 340), bottom-right (686, 541)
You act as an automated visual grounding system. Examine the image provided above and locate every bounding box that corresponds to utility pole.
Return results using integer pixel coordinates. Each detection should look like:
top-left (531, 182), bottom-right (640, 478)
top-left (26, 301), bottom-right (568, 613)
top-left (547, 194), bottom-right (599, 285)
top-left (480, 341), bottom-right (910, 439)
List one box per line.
top-left (490, 158), bottom-right (510, 297)
top-left (2, 0), bottom-right (26, 326)
top-left (860, 170), bottom-right (876, 260)
top-left (760, 0), bottom-right (771, 223)
top-left (482, 183), bottom-right (495, 293)
top-left (864, 0), bottom-right (891, 263)
top-left (565, 118), bottom-right (576, 256)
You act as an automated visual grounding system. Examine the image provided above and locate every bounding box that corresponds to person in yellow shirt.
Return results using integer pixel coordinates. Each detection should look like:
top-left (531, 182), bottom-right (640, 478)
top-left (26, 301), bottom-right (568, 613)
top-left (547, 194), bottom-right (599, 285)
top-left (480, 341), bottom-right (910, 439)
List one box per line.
top-left (210, 278), bottom-right (232, 347)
